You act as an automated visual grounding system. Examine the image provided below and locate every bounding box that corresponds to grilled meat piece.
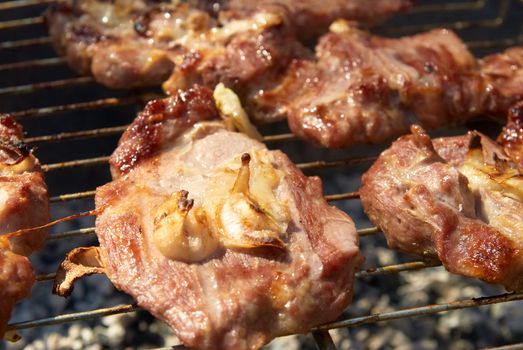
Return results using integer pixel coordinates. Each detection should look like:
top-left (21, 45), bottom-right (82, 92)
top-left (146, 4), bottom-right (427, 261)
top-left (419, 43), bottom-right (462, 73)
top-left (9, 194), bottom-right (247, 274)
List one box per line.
top-left (45, 0), bottom-right (211, 88)
top-left (46, 0), bottom-right (309, 95)
top-left (480, 47), bottom-right (523, 116)
top-left (189, 0), bottom-right (414, 39)
top-left (46, 0), bottom-right (413, 94)
top-left (360, 121), bottom-right (523, 291)
top-left (258, 22), bottom-right (523, 148)
top-left (498, 101), bottom-right (523, 171)
top-left (0, 117), bottom-right (49, 256)
top-left (0, 117), bottom-right (49, 339)
top-left (92, 85), bottom-right (362, 349)
top-left (161, 4), bottom-right (310, 124)
top-left (0, 250), bottom-right (35, 340)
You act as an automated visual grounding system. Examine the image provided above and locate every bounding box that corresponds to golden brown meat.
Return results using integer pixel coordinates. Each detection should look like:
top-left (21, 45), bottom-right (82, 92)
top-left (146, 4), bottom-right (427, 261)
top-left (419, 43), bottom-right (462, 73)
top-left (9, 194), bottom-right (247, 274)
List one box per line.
top-left (45, 0), bottom-right (309, 91)
top-left (0, 117), bottom-right (49, 339)
top-left (360, 119), bottom-right (523, 291)
top-left (189, 0), bottom-right (414, 38)
top-left (55, 85), bottom-right (362, 350)
top-left (0, 250), bottom-right (35, 340)
top-left (160, 4), bottom-right (310, 126)
top-left (45, 0), bottom-right (206, 88)
top-left (46, 0), bottom-right (414, 90)
top-left (498, 101), bottom-right (523, 171)
top-left (258, 22), bottom-right (523, 147)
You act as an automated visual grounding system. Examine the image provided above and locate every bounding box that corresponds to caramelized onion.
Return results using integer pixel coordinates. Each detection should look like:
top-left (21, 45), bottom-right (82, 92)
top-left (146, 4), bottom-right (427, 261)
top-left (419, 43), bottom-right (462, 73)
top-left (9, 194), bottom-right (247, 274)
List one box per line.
top-left (153, 190), bottom-right (219, 262)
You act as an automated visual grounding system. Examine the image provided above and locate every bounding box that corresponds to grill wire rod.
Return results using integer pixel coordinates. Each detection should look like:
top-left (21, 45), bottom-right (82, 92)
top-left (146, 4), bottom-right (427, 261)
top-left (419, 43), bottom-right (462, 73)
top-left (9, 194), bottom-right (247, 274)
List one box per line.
top-left (45, 225), bottom-right (379, 243)
top-left (34, 260), bottom-right (442, 283)
top-left (7, 292), bottom-right (523, 344)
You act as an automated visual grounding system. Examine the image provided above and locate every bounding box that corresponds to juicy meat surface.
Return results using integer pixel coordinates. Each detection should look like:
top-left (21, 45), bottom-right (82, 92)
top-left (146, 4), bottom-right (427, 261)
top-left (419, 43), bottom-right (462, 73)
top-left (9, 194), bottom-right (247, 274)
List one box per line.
top-left (189, 0), bottom-right (414, 39)
top-left (46, 0), bottom-right (309, 98)
top-left (0, 250), bottom-right (35, 339)
top-left (480, 47), bottom-right (523, 116)
top-left (45, 0), bottom-right (207, 88)
top-left (360, 123), bottom-right (523, 291)
top-left (259, 23), bottom-right (523, 148)
top-left (95, 86), bottom-right (362, 349)
top-left (0, 117), bottom-right (49, 256)
top-left (498, 101), bottom-right (523, 171)
top-left (0, 117), bottom-right (49, 339)
top-left (161, 4), bottom-right (310, 124)
top-left (45, 0), bottom-right (412, 115)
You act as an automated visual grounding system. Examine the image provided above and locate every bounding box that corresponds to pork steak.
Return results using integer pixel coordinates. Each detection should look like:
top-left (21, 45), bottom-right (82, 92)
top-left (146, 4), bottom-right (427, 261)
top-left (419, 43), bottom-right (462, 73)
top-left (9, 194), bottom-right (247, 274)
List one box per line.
top-left (360, 115), bottom-right (523, 291)
top-left (92, 85), bottom-right (362, 349)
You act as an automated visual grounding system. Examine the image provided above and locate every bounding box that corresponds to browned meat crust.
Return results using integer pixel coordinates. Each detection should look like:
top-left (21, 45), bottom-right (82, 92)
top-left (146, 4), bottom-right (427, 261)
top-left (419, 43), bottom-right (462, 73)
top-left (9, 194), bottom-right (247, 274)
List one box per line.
top-left (45, 0), bottom-right (413, 114)
top-left (480, 47), bottom-right (523, 116)
top-left (45, 0), bottom-right (205, 88)
top-left (260, 24), bottom-right (523, 148)
top-left (498, 101), bottom-right (523, 171)
top-left (161, 4), bottom-right (310, 124)
top-left (0, 117), bottom-right (49, 256)
top-left (109, 84), bottom-right (218, 178)
top-left (0, 117), bottom-right (50, 339)
top-left (45, 0), bottom-right (308, 91)
top-left (95, 86), bottom-right (362, 349)
top-left (360, 123), bottom-right (523, 291)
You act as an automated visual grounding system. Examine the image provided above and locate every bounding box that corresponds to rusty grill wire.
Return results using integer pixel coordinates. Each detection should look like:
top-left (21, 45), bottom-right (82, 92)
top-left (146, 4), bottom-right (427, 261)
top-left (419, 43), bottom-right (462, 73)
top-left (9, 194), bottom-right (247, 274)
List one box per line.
top-left (1, 0), bottom-right (523, 349)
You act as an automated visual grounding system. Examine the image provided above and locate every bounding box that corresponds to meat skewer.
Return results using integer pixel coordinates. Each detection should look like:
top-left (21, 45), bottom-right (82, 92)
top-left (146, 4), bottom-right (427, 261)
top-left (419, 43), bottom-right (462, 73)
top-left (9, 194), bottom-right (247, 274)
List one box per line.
top-left (54, 85), bottom-right (363, 350)
top-left (0, 117), bottom-right (50, 340)
top-left (360, 101), bottom-right (523, 291)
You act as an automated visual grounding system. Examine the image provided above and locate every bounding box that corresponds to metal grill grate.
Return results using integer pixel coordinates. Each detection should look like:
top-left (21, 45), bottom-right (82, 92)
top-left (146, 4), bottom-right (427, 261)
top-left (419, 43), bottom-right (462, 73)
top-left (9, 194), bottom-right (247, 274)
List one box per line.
top-left (1, 0), bottom-right (523, 349)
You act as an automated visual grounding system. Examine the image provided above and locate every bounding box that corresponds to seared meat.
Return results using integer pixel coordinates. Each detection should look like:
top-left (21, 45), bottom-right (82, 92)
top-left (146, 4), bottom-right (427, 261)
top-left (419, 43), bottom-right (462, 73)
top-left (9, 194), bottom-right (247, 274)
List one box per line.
top-left (45, 0), bottom-right (211, 88)
top-left (259, 22), bottom-right (523, 148)
top-left (161, 4), bottom-right (310, 124)
top-left (0, 250), bottom-right (34, 340)
top-left (498, 101), bottom-right (523, 171)
top-left (45, 0), bottom-right (412, 99)
top-left (0, 117), bottom-right (49, 339)
top-left (46, 0), bottom-right (417, 130)
top-left (89, 85), bottom-right (362, 349)
top-left (360, 121), bottom-right (523, 291)
top-left (480, 47), bottom-right (523, 116)
top-left (0, 117), bottom-right (49, 256)
top-left (46, 0), bottom-right (309, 96)
top-left (189, 0), bottom-right (414, 39)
